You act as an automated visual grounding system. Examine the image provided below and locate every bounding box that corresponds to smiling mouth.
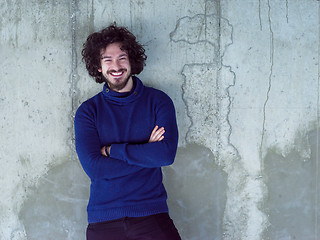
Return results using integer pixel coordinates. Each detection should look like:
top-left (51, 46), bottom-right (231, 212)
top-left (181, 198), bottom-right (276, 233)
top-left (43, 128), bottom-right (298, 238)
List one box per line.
top-left (110, 72), bottom-right (123, 77)
top-left (108, 69), bottom-right (126, 78)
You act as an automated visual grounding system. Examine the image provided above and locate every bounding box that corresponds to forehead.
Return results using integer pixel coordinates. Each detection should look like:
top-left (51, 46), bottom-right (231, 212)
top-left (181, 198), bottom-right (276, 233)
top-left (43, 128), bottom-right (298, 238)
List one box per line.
top-left (100, 42), bottom-right (127, 57)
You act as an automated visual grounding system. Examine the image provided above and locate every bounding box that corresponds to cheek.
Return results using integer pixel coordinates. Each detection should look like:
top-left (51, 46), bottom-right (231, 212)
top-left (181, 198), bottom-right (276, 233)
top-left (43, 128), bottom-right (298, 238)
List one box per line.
top-left (125, 62), bottom-right (132, 71)
top-left (99, 65), bottom-right (108, 73)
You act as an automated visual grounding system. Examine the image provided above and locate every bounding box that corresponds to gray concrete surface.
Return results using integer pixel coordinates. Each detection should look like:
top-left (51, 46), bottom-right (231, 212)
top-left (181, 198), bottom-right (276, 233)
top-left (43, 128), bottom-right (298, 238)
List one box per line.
top-left (0, 0), bottom-right (319, 239)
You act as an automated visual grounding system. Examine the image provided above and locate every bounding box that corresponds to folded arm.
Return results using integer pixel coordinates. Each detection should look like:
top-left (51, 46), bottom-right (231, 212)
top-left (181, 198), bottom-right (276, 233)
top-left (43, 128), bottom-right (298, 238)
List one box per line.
top-left (101, 125), bottom-right (166, 156)
top-left (108, 96), bottom-right (179, 168)
top-left (74, 105), bottom-right (143, 180)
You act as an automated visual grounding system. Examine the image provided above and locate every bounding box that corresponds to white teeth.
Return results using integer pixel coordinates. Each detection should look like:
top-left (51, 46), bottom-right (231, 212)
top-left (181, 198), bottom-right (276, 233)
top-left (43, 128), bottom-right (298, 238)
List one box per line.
top-left (111, 72), bottom-right (123, 76)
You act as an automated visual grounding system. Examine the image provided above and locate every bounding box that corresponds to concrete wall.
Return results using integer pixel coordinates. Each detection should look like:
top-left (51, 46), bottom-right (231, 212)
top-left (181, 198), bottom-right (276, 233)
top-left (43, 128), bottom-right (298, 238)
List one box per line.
top-left (0, 0), bottom-right (319, 239)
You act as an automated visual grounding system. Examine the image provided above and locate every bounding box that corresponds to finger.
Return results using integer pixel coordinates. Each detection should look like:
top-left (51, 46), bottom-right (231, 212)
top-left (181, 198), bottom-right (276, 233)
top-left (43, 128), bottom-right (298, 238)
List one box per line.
top-left (100, 146), bottom-right (107, 156)
top-left (149, 126), bottom-right (166, 142)
top-left (149, 126), bottom-right (158, 142)
top-left (154, 128), bottom-right (165, 139)
top-left (152, 128), bottom-right (165, 141)
top-left (151, 125), bottom-right (159, 135)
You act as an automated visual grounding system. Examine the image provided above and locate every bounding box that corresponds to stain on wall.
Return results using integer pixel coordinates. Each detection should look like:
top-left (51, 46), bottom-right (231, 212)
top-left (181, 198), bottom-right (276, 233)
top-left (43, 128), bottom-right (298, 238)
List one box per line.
top-left (164, 144), bottom-right (227, 239)
top-left (263, 128), bottom-right (320, 239)
top-left (19, 160), bottom-right (89, 240)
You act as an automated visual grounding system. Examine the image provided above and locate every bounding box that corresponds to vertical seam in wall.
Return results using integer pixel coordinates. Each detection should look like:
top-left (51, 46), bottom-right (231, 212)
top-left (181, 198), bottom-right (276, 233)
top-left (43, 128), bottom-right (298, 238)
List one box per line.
top-left (259, 0), bottom-right (262, 30)
top-left (204, 0), bottom-right (208, 40)
top-left (286, 0), bottom-right (289, 23)
top-left (70, 0), bottom-right (79, 160)
top-left (216, 0), bottom-right (222, 164)
top-left (89, 0), bottom-right (95, 33)
top-left (216, 2), bottom-right (223, 238)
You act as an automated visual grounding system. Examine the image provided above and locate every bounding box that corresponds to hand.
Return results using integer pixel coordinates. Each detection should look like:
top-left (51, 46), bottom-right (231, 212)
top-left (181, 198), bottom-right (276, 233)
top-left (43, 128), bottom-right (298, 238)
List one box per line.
top-left (101, 146), bottom-right (111, 157)
top-left (148, 126), bottom-right (165, 143)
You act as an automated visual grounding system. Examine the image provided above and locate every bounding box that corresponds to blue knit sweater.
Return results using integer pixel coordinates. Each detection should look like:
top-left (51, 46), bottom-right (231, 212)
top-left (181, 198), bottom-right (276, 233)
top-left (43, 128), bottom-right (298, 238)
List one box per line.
top-left (74, 77), bottom-right (178, 223)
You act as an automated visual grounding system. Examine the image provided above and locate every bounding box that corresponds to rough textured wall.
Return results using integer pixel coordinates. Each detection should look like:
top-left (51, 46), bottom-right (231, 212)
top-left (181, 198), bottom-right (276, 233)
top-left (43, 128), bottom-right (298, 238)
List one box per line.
top-left (222, 1), bottom-right (319, 239)
top-left (0, 0), bottom-right (319, 240)
top-left (0, 0), bottom-right (76, 239)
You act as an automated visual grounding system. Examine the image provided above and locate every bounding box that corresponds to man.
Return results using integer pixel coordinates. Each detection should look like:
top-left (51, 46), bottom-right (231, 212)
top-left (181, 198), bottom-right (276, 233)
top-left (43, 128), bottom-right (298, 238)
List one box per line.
top-left (74, 24), bottom-right (181, 240)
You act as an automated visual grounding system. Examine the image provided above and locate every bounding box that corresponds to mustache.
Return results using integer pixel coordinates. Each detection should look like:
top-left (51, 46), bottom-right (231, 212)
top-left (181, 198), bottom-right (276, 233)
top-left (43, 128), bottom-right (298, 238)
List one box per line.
top-left (107, 68), bottom-right (127, 74)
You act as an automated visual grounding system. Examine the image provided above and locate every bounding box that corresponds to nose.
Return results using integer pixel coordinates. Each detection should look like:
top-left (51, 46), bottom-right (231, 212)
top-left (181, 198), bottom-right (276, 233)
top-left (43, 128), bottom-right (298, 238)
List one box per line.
top-left (112, 60), bottom-right (121, 71)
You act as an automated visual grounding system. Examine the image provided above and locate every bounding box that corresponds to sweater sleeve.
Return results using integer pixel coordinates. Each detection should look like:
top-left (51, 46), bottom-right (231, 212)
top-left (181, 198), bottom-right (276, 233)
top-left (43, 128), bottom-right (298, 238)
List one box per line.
top-left (74, 103), bottom-right (143, 180)
top-left (110, 94), bottom-right (179, 168)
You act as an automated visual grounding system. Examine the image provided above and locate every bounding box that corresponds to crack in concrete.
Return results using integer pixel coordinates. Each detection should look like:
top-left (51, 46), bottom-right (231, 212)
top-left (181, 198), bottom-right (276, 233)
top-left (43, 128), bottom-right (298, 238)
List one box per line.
top-left (222, 65), bottom-right (240, 161)
top-left (169, 14), bottom-right (217, 47)
top-left (180, 66), bottom-right (195, 144)
top-left (259, 0), bottom-right (274, 168)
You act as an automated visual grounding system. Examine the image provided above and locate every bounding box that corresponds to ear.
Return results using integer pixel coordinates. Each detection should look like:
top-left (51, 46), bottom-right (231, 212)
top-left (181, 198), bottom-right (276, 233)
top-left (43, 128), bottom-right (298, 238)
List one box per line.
top-left (98, 68), bottom-right (102, 72)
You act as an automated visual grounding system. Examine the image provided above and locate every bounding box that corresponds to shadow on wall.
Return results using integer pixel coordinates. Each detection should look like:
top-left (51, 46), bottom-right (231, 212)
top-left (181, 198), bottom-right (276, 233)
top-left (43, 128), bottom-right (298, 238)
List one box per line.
top-left (164, 144), bottom-right (228, 240)
top-left (19, 160), bottom-right (90, 240)
top-left (263, 128), bottom-right (320, 240)
top-left (18, 144), bottom-right (228, 240)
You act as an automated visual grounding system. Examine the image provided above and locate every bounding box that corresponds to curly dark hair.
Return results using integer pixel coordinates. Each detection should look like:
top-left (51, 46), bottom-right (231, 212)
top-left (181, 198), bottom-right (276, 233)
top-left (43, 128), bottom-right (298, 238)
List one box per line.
top-left (81, 24), bottom-right (147, 83)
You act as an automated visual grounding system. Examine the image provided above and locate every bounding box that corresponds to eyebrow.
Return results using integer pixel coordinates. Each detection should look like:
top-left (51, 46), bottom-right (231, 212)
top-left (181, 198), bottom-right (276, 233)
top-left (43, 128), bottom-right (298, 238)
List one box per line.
top-left (101, 53), bottom-right (128, 59)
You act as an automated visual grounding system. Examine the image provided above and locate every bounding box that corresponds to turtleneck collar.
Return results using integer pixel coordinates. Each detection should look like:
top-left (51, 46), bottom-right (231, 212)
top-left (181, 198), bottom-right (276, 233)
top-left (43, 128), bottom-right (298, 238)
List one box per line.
top-left (102, 76), bottom-right (144, 105)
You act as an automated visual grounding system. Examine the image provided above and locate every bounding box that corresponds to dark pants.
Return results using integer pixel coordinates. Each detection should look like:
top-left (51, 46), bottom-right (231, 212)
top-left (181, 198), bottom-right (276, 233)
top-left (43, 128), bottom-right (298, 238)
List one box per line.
top-left (86, 213), bottom-right (181, 240)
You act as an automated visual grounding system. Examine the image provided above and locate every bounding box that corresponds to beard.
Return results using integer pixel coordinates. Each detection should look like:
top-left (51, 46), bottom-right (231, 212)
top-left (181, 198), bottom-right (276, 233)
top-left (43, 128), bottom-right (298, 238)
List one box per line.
top-left (103, 69), bottom-right (132, 92)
